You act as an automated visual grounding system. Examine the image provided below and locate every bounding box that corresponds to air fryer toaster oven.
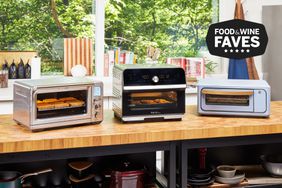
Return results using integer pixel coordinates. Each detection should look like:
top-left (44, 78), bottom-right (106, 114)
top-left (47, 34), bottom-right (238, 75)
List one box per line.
top-left (13, 77), bottom-right (103, 131)
top-left (113, 64), bottom-right (186, 122)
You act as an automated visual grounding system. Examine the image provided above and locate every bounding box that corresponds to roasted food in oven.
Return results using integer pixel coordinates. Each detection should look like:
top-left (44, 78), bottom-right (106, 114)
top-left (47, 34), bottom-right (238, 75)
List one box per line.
top-left (37, 103), bottom-right (55, 111)
top-left (155, 99), bottom-right (171, 104)
top-left (141, 100), bottom-right (158, 104)
top-left (133, 99), bottom-right (172, 105)
top-left (131, 100), bottom-right (142, 105)
top-left (67, 100), bottom-right (85, 107)
top-left (37, 100), bottom-right (43, 104)
top-left (59, 97), bottom-right (77, 102)
top-left (54, 101), bottom-right (70, 109)
top-left (43, 98), bottom-right (58, 103)
top-left (37, 99), bottom-right (84, 110)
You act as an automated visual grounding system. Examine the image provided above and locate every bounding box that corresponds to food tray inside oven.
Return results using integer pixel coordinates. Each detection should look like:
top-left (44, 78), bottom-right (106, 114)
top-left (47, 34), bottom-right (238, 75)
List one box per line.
top-left (37, 104), bottom-right (86, 112)
top-left (36, 106), bottom-right (87, 119)
top-left (129, 97), bottom-right (177, 108)
top-left (37, 97), bottom-right (85, 112)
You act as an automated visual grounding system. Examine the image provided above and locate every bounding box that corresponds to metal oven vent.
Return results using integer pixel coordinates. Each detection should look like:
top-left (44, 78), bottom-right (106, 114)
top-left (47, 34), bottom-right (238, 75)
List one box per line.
top-left (113, 68), bottom-right (122, 80)
top-left (113, 87), bottom-right (121, 97)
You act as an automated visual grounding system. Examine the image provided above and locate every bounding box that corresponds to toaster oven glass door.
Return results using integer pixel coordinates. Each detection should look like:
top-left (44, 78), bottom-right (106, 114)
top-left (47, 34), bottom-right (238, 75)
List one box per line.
top-left (123, 89), bottom-right (185, 116)
top-left (200, 89), bottom-right (255, 112)
top-left (32, 86), bottom-right (92, 125)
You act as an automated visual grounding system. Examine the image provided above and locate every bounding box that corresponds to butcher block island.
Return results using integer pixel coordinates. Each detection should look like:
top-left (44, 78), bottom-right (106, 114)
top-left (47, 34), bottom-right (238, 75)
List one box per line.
top-left (0, 101), bottom-right (282, 153)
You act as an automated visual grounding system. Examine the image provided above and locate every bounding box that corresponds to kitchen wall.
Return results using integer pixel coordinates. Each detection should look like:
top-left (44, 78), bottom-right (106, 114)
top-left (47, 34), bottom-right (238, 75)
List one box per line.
top-left (219, 0), bottom-right (282, 78)
top-left (262, 6), bottom-right (282, 100)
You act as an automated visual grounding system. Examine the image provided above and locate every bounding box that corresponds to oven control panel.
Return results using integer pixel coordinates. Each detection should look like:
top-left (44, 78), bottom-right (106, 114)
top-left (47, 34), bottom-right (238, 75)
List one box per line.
top-left (123, 68), bottom-right (186, 86)
top-left (92, 84), bottom-right (103, 122)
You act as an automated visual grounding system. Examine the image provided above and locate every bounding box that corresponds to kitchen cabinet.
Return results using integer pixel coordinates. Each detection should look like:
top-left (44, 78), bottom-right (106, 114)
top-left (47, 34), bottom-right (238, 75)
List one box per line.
top-left (1, 102), bottom-right (282, 187)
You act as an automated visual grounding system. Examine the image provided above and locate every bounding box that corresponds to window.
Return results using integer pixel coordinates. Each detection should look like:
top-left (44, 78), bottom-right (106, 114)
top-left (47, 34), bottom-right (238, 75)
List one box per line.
top-left (0, 0), bottom-right (94, 75)
top-left (103, 0), bottom-right (220, 75)
top-left (0, 0), bottom-right (219, 76)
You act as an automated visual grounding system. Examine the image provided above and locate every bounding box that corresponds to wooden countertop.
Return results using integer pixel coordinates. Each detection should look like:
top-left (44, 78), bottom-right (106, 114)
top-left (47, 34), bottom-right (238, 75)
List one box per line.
top-left (0, 101), bottom-right (282, 153)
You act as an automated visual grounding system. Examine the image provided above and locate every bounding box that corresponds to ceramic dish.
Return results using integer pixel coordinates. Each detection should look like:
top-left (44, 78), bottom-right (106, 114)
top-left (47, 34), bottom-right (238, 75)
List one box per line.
top-left (187, 176), bottom-right (211, 183)
top-left (217, 165), bottom-right (236, 178)
top-left (215, 171), bottom-right (245, 185)
top-left (188, 168), bottom-right (215, 179)
top-left (188, 178), bottom-right (214, 186)
top-left (261, 155), bottom-right (282, 177)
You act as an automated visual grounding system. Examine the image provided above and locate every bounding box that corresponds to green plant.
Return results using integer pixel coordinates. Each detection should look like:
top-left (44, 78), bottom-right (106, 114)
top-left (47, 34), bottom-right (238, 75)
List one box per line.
top-left (204, 58), bottom-right (218, 74)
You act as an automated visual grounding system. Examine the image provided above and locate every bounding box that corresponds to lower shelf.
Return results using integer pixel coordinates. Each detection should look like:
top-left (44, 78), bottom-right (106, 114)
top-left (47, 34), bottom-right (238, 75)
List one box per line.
top-left (187, 165), bottom-right (282, 188)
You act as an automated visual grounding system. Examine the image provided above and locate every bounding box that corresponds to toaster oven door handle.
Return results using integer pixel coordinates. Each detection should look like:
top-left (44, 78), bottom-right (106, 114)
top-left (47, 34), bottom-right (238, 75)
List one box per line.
top-left (123, 84), bottom-right (187, 90)
top-left (201, 89), bottom-right (254, 96)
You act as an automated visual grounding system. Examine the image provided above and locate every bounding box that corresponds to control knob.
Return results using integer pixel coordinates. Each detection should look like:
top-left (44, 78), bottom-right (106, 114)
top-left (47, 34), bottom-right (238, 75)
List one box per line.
top-left (152, 76), bottom-right (159, 83)
top-left (95, 112), bottom-right (99, 118)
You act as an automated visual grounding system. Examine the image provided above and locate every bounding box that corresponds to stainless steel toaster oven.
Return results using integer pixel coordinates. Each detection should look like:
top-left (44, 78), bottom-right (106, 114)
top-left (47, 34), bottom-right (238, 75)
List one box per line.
top-left (197, 79), bottom-right (270, 117)
top-left (13, 77), bottom-right (103, 131)
top-left (113, 64), bottom-right (186, 122)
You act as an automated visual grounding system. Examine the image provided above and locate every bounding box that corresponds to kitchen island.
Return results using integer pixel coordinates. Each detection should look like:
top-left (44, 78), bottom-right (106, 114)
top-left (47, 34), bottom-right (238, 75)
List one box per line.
top-left (1, 101), bottom-right (282, 187)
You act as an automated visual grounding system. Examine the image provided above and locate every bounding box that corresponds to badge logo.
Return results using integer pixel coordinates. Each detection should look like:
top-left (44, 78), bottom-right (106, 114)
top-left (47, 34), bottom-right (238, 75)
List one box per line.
top-left (206, 19), bottom-right (268, 59)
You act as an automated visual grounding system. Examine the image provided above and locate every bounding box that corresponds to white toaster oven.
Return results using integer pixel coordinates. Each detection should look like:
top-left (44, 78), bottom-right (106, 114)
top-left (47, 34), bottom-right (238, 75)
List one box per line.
top-left (197, 79), bottom-right (271, 117)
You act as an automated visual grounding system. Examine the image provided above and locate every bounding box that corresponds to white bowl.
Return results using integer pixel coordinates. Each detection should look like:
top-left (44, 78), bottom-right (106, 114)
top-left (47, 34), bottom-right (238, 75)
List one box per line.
top-left (217, 165), bottom-right (236, 178)
top-left (215, 171), bottom-right (245, 185)
top-left (261, 155), bottom-right (282, 177)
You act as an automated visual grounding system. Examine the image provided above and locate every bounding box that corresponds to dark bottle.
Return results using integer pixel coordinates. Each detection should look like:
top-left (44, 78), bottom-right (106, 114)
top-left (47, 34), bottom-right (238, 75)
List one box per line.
top-left (18, 59), bottom-right (25, 79)
top-left (9, 60), bottom-right (17, 79)
top-left (24, 60), bottom-right (31, 79)
top-left (2, 60), bottom-right (9, 71)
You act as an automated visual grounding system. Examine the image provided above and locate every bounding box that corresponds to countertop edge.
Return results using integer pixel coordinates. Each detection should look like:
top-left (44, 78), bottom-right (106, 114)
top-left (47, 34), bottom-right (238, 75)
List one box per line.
top-left (0, 122), bottom-right (282, 154)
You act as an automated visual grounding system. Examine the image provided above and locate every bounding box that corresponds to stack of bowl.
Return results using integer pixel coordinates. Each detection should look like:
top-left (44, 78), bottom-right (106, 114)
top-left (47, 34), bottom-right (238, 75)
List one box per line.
top-left (215, 165), bottom-right (245, 185)
top-left (187, 168), bottom-right (215, 186)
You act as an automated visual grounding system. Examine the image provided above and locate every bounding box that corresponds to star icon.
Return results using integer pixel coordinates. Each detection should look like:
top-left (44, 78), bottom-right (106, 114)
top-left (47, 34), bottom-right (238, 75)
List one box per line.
top-left (241, 49), bottom-right (244, 52)
top-left (224, 49), bottom-right (228, 53)
top-left (235, 49), bottom-right (239, 53)
top-left (230, 49), bottom-right (233, 53)
top-left (246, 49), bottom-right (250, 53)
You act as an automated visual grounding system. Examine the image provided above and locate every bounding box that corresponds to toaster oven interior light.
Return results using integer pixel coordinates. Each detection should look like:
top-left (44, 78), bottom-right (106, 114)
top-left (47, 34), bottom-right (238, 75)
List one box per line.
top-left (36, 90), bottom-right (88, 119)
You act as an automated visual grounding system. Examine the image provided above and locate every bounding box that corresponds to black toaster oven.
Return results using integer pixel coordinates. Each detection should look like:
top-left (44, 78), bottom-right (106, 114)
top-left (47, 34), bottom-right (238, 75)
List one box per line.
top-left (113, 64), bottom-right (186, 122)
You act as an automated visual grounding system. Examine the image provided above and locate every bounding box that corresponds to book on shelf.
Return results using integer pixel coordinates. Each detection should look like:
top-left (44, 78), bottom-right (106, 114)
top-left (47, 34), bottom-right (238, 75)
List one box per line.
top-left (167, 57), bottom-right (206, 79)
top-left (104, 49), bottom-right (137, 76)
top-left (167, 57), bottom-right (205, 88)
top-left (114, 48), bottom-right (120, 65)
top-left (166, 57), bottom-right (187, 70)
